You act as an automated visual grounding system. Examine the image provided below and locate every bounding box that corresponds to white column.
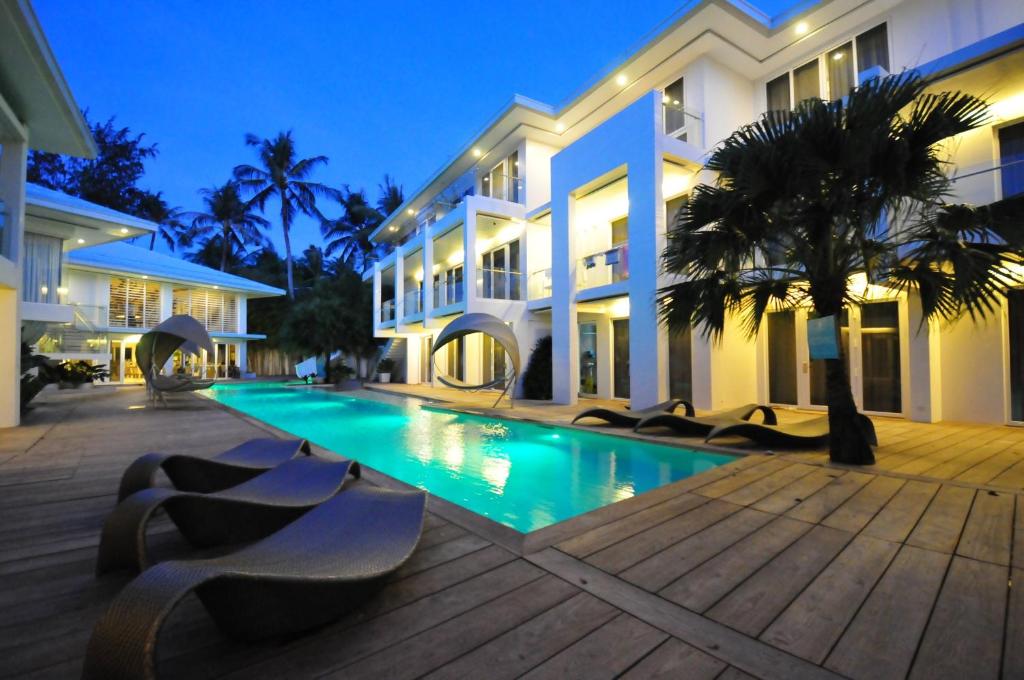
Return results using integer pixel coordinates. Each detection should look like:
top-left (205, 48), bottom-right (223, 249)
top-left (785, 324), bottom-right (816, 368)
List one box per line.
top-left (237, 296), bottom-right (247, 334)
top-left (907, 292), bottom-right (942, 422)
top-left (237, 341), bottom-right (248, 375)
top-left (159, 283), bottom-right (173, 322)
top-left (422, 229), bottom-right (435, 321)
top-left (463, 208), bottom-right (478, 308)
top-left (394, 250), bottom-right (405, 320)
top-left (551, 189), bottom-right (578, 404)
top-left (0, 139), bottom-right (27, 428)
top-left (372, 263), bottom-right (382, 331)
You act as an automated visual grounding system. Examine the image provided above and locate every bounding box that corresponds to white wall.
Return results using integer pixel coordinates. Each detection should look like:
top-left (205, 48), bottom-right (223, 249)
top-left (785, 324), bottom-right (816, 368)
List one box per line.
top-left (940, 309), bottom-right (1007, 423)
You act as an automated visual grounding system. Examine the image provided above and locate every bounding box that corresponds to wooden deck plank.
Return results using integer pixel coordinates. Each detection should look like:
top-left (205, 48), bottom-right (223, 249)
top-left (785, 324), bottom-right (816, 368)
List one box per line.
top-left (422, 593), bottom-right (619, 680)
top-left (785, 472), bottom-right (874, 524)
top-left (720, 464), bottom-right (817, 507)
top-left (860, 479), bottom-right (939, 543)
top-left (518, 613), bottom-right (668, 680)
top-left (706, 525), bottom-right (852, 637)
top-left (751, 468), bottom-right (842, 515)
top-left (820, 475), bottom-right (904, 534)
top-left (618, 638), bottom-right (727, 680)
top-left (758, 535), bottom-right (899, 663)
top-left (956, 490), bottom-right (1015, 566)
top-left (1004, 567), bottom-right (1024, 680)
top-left (660, 516), bottom-right (812, 612)
top-left (825, 544), bottom-right (951, 680)
top-left (906, 484), bottom-right (975, 553)
top-left (909, 556), bottom-right (1008, 680)
top-left (692, 458), bottom-right (791, 499)
top-left (955, 451), bottom-right (1024, 485)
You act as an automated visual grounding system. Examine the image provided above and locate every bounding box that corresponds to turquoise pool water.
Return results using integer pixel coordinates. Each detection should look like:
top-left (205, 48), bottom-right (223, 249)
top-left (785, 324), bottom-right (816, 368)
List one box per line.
top-left (203, 383), bottom-right (734, 532)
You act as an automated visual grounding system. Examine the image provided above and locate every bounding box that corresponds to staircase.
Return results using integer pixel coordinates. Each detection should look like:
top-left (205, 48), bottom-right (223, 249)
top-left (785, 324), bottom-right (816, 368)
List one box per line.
top-left (370, 338), bottom-right (407, 382)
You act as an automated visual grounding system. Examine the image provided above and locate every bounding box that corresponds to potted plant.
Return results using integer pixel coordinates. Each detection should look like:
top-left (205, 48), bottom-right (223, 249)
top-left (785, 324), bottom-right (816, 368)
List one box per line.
top-left (55, 361), bottom-right (110, 389)
top-left (377, 358), bottom-right (395, 384)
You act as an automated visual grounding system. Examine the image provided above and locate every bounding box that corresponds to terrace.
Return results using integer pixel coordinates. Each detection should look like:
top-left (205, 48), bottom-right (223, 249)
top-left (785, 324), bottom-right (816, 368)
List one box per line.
top-left (2, 385), bottom-right (1021, 679)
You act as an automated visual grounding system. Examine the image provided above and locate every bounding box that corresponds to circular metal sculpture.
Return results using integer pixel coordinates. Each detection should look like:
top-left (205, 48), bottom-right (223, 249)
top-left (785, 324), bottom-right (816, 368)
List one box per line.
top-left (430, 312), bottom-right (521, 407)
top-left (136, 314), bottom-right (215, 376)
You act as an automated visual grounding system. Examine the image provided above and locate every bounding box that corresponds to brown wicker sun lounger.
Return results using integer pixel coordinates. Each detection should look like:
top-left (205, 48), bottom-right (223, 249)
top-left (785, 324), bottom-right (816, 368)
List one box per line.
top-left (98, 456), bottom-right (358, 575)
top-left (571, 399), bottom-right (692, 427)
top-left (704, 413), bottom-right (878, 448)
top-left (83, 485), bottom-right (427, 680)
top-left (633, 403), bottom-right (777, 436)
top-left (116, 437), bottom-right (352, 502)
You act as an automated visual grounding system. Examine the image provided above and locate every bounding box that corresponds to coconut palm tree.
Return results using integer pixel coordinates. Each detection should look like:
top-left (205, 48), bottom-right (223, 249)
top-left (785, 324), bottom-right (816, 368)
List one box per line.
top-left (133, 192), bottom-right (186, 251)
top-left (377, 174), bottom-right (405, 216)
top-left (186, 181), bottom-right (269, 271)
top-left (233, 131), bottom-right (339, 298)
top-left (659, 72), bottom-right (1024, 465)
top-left (321, 177), bottom-right (404, 273)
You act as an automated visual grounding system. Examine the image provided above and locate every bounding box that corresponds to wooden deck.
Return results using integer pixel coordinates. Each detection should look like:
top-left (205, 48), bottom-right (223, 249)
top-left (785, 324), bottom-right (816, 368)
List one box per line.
top-left (0, 385), bottom-right (1021, 679)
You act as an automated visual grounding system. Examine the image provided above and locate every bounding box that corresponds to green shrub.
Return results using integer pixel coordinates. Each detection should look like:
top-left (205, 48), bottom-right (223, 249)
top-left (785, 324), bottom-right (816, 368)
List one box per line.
top-left (521, 335), bottom-right (552, 400)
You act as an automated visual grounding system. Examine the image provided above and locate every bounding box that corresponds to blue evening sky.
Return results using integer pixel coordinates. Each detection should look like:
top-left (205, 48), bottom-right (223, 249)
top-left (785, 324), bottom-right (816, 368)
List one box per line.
top-left (35, 0), bottom-right (804, 256)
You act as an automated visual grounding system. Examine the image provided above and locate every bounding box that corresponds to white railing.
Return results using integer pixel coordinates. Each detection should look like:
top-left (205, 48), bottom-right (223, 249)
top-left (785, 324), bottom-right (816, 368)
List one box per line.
top-left (433, 278), bottom-right (465, 308)
top-left (577, 243), bottom-right (629, 289)
top-left (477, 267), bottom-right (524, 300)
top-left (528, 269), bottom-right (552, 299)
top-left (662, 102), bottom-right (704, 146)
top-left (380, 299), bottom-right (395, 323)
top-left (402, 289), bottom-right (422, 317)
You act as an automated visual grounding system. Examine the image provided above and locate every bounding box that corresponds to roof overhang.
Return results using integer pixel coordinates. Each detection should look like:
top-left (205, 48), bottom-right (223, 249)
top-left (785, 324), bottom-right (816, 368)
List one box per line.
top-left (25, 185), bottom-right (156, 250)
top-left (0, 0), bottom-right (95, 156)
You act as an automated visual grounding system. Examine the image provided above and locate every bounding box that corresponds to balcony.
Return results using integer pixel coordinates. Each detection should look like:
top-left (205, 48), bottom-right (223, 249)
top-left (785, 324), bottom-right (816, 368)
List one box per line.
top-left (401, 289), bottom-right (423, 319)
top-left (528, 269), bottom-right (552, 299)
top-left (481, 174), bottom-right (525, 204)
top-left (477, 267), bottom-right (524, 301)
top-left (432, 278), bottom-right (465, 310)
top-left (577, 243), bottom-right (629, 289)
top-left (380, 299), bottom-right (395, 324)
top-left (32, 304), bottom-right (109, 355)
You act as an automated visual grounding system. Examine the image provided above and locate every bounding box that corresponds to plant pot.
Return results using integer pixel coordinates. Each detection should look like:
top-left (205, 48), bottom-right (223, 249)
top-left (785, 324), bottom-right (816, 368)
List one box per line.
top-left (379, 373), bottom-right (391, 384)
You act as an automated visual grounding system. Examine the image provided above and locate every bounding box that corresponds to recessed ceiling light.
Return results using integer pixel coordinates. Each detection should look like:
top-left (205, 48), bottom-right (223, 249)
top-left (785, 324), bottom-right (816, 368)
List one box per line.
top-left (120, 227), bottom-right (129, 234)
top-left (472, 148), bottom-right (482, 158)
top-left (555, 122), bottom-right (565, 132)
top-left (77, 238), bottom-right (85, 244)
top-left (833, 52), bottom-right (844, 60)
top-left (141, 275), bottom-right (148, 279)
top-left (615, 74), bottom-right (628, 86)
top-left (389, 226), bottom-right (398, 232)
top-left (406, 208), bottom-right (415, 215)
top-left (213, 285), bottom-right (219, 289)
top-left (795, 21), bottom-right (809, 35)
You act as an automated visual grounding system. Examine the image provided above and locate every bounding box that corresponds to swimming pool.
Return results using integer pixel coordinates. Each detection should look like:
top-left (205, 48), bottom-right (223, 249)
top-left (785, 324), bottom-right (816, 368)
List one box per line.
top-left (203, 383), bottom-right (735, 533)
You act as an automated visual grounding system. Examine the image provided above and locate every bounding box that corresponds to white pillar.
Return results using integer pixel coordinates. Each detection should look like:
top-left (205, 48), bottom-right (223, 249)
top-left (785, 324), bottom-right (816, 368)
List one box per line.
top-left (907, 292), bottom-right (942, 422)
top-left (422, 229), bottom-right (435, 320)
top-left (464, 208), bottom-right (478, 307)
top-left (159, 283), bottom-right (173, 322)
top-left (0, 139), bottom-right (27, 427)
top-left (551, 190), bottom-right (578, 404)
top-left (237, 341), bottom-right (248, 375)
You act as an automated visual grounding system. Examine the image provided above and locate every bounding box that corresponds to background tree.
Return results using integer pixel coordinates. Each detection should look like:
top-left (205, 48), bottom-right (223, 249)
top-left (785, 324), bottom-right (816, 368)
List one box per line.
top-left (234, 131), bottom-right (339, 298)
top-left (321, 187), bottom-right (383, 273)
top-left (186, 181), bottom-right (269, 271)
top-left (133, 191), bottom-right (186, 250)
top-left (659, 72), bottom-right (1024, 465)
top-left (27, 112), bottom-right (162, 217)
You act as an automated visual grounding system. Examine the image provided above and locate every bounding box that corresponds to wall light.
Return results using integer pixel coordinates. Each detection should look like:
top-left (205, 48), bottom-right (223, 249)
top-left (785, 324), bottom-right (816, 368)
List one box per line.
top-left (794, 21), bottom-right (809, 35)
top-left (472, 148), bottom-right (483, 158)
top-left (555, 122), bottom-right (566, 133)
top-left (615, 74), bottom-right (628, 86)
top-left (141, 275), bottom-right (149, 279)
top-left (77, 238), bottom-right (85, 244)
top-left (120, 227), bottom-right (129, 234)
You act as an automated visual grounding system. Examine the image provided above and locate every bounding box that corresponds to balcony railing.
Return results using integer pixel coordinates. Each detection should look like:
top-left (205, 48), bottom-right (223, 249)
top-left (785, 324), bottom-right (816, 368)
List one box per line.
top-left (662, 102), bottom-right (703, 146)
top-left (71, 304), bottom-right (107, 331)
top-left (477, 267), bottom-right (524, 301)
top-left (481, 174), bottom-right (525, 204)
top-left (402, 289), bottom-right (422, 318)
top-left (528, 269), bottom-right (552, 299)
top-left (380, 299), bottom-right (395, 323)
top-left (577, 243), bottom-right (629, 289)
top-left (433, 279), bottom-right (464, 308)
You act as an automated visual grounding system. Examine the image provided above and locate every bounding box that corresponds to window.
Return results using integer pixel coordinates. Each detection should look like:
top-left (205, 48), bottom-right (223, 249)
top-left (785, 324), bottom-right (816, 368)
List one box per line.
top-left (22, 232), bottom-right (62, 303)
top-left (172, 287), bottom-right (238, 332)
top-left (767, 311), bottom-right (797, 405)
top-left (481, 151), bottom-right (522, 203)
top-left (663, 77), bottom-right (686, 137)
top-left (666, 194), bottom-right (688, 233)
top-left (765, 24), bottom-right (889, 110)
top-left (1000, 122), bottom-right (1024, 199)
top-left (480, 239), bottom-right (521, 300)
top-left (109, 276), bottom-right (161, 328)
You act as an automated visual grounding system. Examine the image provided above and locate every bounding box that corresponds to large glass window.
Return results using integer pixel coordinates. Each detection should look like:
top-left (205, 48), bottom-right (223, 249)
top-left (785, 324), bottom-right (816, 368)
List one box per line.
top-left (613, 319), bottom-right (630, 399)
top-left (766, 74), bottom-right (791, 113)
top-left (172, 287), bottom-right (238, 332)
top-left (22, 232), bottom-right (63, 303)
top-left (109, 277), bottom-right (161, 328)
top-left (1000, 122), bottom-right (1024, 200)
top-left (861, 301), bottom-right (901, 413)
top-left (856, 24), bottom-right (889, 73)
top-left (793, 59), bottom-right (821, 103)
top-left (663, 77), bottom-right (686, 136)
top-left (767, 311), bottom-right (797, 404)
top-left (579, 323), bottom-right (598, 395)
top-left (826, 42), bottom-right (854, 100)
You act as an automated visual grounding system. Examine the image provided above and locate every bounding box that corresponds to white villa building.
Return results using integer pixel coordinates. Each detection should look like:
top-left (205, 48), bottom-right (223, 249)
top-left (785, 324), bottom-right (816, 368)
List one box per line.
top-left (367, 0), bottom-right (1024, 425)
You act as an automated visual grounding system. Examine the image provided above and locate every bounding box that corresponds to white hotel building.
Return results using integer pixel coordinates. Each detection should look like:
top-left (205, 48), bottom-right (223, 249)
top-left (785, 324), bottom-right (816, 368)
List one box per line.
top-left (367, 0), bottom-right (1024, 426)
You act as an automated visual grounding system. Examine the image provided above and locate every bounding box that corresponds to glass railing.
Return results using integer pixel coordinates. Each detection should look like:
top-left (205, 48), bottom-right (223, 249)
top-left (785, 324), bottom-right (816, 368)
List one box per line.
top-left (33, 321), bottom-right (109, 354)
top-left (71, 304), bottom-right (107, 331)
top-left (380, 299), bottom-right (395, 323)
top-left (662, 102), bottom-right (703, 145)
top-left (477, 268), bottom-right (524, 300)
top-left (402, 289), bottom-right (422, 317)
top-left (432, 279), bottom-right (465, 308)
top-left (577, 243), bottom-right (629, 289)
top-left (528, 269), bottom-right (552, 299)
top-left (481, 174), bottom-right (525, 204)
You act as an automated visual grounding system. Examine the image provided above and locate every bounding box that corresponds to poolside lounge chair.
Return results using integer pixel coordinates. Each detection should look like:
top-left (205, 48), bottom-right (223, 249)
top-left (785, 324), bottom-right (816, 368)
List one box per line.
top-left (83, 485), bottom-right (427, 680)
top-left (98, 456), bottom-right (357, 574)
top-left (117, 437), bottom-right (347, 502)
top-left (704, 413), bottom-right (878, 448)
top-left (571, 399), bottom-right (692, 428)
top-left (633, 404), bottom-right (777, 436)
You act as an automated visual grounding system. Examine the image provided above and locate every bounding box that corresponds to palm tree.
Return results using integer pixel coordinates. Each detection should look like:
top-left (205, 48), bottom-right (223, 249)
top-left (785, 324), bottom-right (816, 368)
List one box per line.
top-left (186, 181), bottom-right (269, 271)
top-left (133, 192), bottom-right (186, 251)
top-left (659, 72), bottom-right (1024, 466)
top-left (321, 177), bottom-right (404, 273)
top-left (233, 131), bottom-right (339, 298)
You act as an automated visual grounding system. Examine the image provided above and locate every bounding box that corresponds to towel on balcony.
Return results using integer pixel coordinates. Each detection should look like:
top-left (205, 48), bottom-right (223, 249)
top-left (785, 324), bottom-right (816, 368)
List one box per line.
top-left (583, 255), bottom-right (597, 269)
top-left (604, 248), bottom-right (620, 266)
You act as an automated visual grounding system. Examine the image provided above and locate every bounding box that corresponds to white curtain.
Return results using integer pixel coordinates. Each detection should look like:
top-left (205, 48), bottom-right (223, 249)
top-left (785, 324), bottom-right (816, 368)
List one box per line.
top-left (22, 232), bottom-right (62, 303)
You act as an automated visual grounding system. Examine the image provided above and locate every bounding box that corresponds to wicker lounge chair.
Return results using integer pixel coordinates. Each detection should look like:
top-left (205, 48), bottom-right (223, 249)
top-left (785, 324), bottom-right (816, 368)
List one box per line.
top-left (704, 413), bottom-right (878, 448)
top-left (83, 485), bottom-right (427, 680)
top-left (116, 437), bottom-right (350, 502)
top-left (571, 399), bottom-right (692, 428)
top-left (98, 456), bottom-right (358, 574)
top-left (633, 403), bottom-right (777, 436)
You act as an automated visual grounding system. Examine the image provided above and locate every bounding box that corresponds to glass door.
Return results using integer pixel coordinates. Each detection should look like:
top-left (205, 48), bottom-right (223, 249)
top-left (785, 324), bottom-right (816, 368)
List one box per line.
top-left (579, 323), bottom-right (598, 396)
top-left (767, 311), bottom-right (797, 405)
top-left (1009, 290), bottom-right (1024, 421)
top-left (669, 326), bottom-right (692, 402)
top-left (860, 302), bottom-right (901, 413)
top-left (110, 340), bottom-right (123, 383)
top-left (613, 319), bottom-right (630, 399)
top-left (809, 310), bottom-right (851, 406)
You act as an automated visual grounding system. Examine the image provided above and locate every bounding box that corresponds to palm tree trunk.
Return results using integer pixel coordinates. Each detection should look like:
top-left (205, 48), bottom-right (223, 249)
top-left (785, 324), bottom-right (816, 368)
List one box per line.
top-left (220, 225), bottom-right (229, 272)
top-left (825, 356), bottom-right (875, 465)
top-left (281, 201), bottom-right (295, 299)
top-left (149, 232), bottom-right (156, 250)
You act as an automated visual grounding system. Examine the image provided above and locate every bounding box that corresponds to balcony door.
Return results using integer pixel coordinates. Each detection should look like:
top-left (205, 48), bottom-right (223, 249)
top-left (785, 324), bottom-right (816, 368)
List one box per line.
top-left (481, 240), bottom-right (520, 300)
top-left (579, 323), bottom-right (598, 396)
top-left (613, 319), bottom-right (630, 400)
